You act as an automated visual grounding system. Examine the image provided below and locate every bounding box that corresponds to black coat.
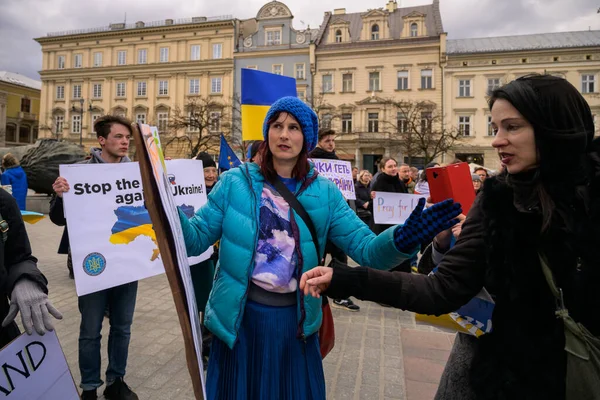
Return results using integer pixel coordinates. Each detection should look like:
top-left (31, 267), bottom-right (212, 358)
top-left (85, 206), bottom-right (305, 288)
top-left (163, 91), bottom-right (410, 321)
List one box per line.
top-left (0, 189), bottom-right (48, 347)
top-left (370, 173), bottom-right (408, 234)
top-left (326, 152), bottom-right (600, 399)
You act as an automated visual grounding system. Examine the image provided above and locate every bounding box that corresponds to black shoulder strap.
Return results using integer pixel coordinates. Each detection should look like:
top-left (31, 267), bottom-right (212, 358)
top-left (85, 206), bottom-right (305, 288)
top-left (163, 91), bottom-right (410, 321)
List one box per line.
top-left (270, 177), bottom-right (321, 262)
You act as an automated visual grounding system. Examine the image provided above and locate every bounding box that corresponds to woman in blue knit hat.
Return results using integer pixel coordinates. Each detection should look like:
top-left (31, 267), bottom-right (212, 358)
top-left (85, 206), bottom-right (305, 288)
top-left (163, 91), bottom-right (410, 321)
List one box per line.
top-left (178, 96), bottom-right (461, 399)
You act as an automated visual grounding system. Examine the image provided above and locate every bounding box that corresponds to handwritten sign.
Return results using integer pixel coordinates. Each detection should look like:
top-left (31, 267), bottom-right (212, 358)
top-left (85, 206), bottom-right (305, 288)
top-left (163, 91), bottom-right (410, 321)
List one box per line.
top-left (373, 192), bottom-right (425, 225)
top-left (310, 159), bottom-right (356, 200)
top-left (0, 331), bottom-right (78, 399)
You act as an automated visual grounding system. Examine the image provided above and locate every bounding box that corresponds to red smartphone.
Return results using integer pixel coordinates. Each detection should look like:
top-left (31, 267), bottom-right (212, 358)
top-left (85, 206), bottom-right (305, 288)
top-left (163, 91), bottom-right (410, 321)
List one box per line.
top-left (426, 162), bottom-right (475, 214)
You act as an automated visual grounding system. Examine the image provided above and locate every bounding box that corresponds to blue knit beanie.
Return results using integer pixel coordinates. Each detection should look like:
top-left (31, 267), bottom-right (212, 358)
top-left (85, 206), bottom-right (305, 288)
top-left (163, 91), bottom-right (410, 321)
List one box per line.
top-left (263, 96), bottom-right (319, 152)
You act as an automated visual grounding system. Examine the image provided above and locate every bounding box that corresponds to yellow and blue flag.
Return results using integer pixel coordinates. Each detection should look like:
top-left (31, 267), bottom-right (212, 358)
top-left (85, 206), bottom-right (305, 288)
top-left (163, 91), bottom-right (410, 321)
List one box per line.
top-left (241, 69), bottom-right (297, 141)
top-left (218, 134), bottom-right (241, 171)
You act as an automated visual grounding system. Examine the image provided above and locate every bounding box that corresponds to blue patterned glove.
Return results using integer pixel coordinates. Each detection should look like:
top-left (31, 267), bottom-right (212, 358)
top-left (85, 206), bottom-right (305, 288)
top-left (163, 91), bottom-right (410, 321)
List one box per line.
top-left (393, 198), bottom-right (462, 253)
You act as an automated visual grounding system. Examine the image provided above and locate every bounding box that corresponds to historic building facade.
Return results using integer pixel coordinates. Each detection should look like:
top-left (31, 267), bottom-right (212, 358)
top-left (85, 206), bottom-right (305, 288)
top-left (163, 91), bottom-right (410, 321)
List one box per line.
top-left (35, 15), bottom-right (236, 153)
top-left (0, 71), bottom-right (41, 147)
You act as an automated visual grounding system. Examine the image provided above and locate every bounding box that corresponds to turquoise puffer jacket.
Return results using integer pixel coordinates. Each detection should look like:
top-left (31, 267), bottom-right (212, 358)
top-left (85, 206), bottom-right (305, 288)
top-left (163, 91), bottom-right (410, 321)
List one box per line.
top-left (179, 162), bottom-right (415, 349)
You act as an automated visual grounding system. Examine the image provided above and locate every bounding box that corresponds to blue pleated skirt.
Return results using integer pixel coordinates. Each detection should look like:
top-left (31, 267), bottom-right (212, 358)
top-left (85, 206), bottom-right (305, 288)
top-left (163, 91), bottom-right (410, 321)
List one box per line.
top-left (206, 300), bottom-right (326, 400)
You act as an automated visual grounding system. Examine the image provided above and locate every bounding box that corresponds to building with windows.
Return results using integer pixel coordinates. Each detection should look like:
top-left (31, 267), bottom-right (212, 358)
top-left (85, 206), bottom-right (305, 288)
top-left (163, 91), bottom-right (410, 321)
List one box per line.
top-left (0, 71), bottom-right (41, 147)
top-left (312, 0), bottom-right (445, 171)
top-left (234, 1), bottom-right (318, 137)
top-left (445, 31), bottom-right (600, 169)
top-left (34, 15), bottom-right (236, 153)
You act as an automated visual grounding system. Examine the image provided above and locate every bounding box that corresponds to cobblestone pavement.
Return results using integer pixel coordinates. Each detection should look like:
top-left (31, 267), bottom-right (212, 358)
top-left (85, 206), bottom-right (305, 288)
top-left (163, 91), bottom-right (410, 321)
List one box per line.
top-left (26, 217), bottom-right (454, 400)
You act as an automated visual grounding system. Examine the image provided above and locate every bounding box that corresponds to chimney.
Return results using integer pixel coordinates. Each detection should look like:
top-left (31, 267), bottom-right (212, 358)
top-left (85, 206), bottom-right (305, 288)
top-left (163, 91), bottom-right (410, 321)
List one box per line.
top-left (333, 8), bottom-right (346, 15)
top-left (386, 0), bottom-right (398, 12)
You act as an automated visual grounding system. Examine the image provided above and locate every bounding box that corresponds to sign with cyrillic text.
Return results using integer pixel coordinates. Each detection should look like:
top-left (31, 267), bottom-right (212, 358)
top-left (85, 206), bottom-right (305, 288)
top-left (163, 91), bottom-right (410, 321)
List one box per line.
top-left (310, 159), bottom-right (356, 200)
top-left (373, 192), bottom-right (425, 225)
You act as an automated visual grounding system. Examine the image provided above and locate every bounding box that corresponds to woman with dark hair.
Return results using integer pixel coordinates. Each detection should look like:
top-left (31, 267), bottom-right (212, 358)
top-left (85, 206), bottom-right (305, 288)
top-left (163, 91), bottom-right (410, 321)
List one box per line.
top-left (179, 96), bottom-right (461, 399)
top-left (301, 75), bottom-right (600, 399)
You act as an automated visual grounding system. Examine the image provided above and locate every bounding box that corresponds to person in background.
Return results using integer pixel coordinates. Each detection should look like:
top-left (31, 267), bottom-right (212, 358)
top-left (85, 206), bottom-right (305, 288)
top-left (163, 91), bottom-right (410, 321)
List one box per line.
top-left (246, 140), bottom-right (264, 164)
top-left (472, 174), bottom-right (482, 194)
top-left (1, 154), bottom-right (28, 211)
top-left (370, 157), bottom-right (408, 235)
top-left (352, 167), bottom-right (359, 184)
top-left (410, 167), bottom-right (420, 183)
top-left (474, 167), bottom-right (489, 183)
top-left (196, 152), bottom-right (218, 195)
top-left (414, 162), bottom-right (440, 195)
top-left (398, 163), bottom-right (416, 194)
top-left (354, 170), bottom-right (373, 227)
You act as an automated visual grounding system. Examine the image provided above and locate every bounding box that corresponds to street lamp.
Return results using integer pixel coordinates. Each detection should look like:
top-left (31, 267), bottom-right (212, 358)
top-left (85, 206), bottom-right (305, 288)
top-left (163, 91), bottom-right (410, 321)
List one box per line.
top-left (71, 99), bottom-right (93, 147)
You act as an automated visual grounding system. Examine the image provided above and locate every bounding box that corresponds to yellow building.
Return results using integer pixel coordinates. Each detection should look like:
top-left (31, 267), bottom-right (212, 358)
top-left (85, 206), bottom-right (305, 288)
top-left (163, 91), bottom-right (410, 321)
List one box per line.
top-left (313, 0), bottom-right (445, 171)
top-left (0, 71), bottom-right (41, 147)
top-left (34, 15), bottom-right (236, 155)
top-left (445, 31), bottom-right (600, 170)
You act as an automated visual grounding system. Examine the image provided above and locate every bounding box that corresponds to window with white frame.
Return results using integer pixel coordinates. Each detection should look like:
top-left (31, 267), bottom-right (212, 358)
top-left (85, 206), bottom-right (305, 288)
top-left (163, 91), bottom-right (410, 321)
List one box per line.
top-left (138, 49), bottom-right (147, 64)
top-left (56, 85), bottom-right (65, 99)
top-left (368, 112), bottom-right (379, 132)
top-left (136, 113), bottom-right (146, 124)
top-left (57, 55), bottom-right (65, 69)
top-left (190, 45), bottom-right (200, 61)
top-left (159, 47), bottom-right (169, 63)
top-left (322, 114), bottom-right (333, 129)
top-left (458, 116), bottom-right (472, 136)
top-left (296, 64), bottom-right (305, 80)
top-left (487, 78), bottom-right (501, 94)
top-left (212, 44), bottom-right (222, 59)
top-left (322, 75), bottom-right (333, 93)
top-left (397, 71), bottom-right (409, 90)
top-left (342, 113), bottom-right (352, 133)
top-left (93, 83), bottom-right (102, 99)
top-left (158, 80), bottom-right (169, 96)
top-left (421, 69), bottom-right (433, 89)
top-left (297, 90), bottom-right (305, 100)
top-left (371, 25), bottom-right (380, 40)
top-left (335, 30), bottom-right (342, 43)
top-left (582, 74), bottom-right (596, 93)
top-left (211, 77), bottom-right (222, 94)
top-left (137, 81), bottom-right (147, 97)
top-left (117, 50), bottom-right (127, 65)
top-left (209, 111), bottom-right (221, 132)
top-left (369, 72), bottom-right (380, 91)
top-left (55, 115), bottom-right (64, 133)
top-left (157, 112), bottom-right (169, 133)
top-left (246, 65), bottom-right (258, 70)
top-left (397, 112), bottom-right (408, 133)
top-left (116, 82), bottom-right (126, 97)
top-left (189, 79), bottom-right (200, 94)
top-left (266, 29), bottom-right (281, 45)
top-left (272, 64), bottom-right (283, 75)
top-left (188, 112), bottom-right (200, 132)
top-left (459, 79), bottom-right (471, 97)
top-left (72, 84), bottom-right (82, 99)
top-left (93, 52), bottom-right (103, 67)
top-left (342, 73), bottom-right (353, 92)
top-left (71, 114), bottom-right (81, 133)
top-left (421, 112), bottom-right (433, 133)
top-left (487, 115), bottom-right (496, 136)
top-left (74, 54), bottom-right (82, 68)
top-left (91, 114), bottom-right (100, 132)
top-left (410, 23), bottom-right (418, 37)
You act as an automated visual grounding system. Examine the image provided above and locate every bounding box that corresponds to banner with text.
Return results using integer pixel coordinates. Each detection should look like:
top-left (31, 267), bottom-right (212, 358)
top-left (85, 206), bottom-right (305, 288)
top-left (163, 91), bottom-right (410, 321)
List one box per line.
top-left (310, 159), bottom-right (356, 200)
top-left (61, 160), bottom-right (211, 296)
top-left (374, 192), bottom-right (425, 225)
top-left (0, 331), bottom-right (78, 399)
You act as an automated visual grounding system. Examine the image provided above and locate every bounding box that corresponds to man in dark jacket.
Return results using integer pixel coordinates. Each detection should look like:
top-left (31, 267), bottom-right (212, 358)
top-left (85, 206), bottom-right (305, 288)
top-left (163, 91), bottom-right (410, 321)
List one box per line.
top-left (309, 129), bottom-right (360, 312)
top-left (50, 115), bottom-right (139, 400)
top-left (0, 188), bottom-right (62, 346)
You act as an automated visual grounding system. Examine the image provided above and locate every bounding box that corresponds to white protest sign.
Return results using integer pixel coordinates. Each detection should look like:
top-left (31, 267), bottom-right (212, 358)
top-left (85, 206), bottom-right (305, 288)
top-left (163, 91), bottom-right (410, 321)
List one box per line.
top-left (61, 159), bottom-right (212, 296)
top-left (0, 331), bottom-right (78, 399)
top-left (310, 159), bottom-right (356, 200)
top-left (374, 192), bottom-right (425, 225)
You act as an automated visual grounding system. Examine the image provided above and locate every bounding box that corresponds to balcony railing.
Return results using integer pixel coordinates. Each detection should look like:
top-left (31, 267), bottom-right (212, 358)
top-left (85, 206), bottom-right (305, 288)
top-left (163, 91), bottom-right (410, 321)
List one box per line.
top-left (18, 112), bottom-right (38, 121)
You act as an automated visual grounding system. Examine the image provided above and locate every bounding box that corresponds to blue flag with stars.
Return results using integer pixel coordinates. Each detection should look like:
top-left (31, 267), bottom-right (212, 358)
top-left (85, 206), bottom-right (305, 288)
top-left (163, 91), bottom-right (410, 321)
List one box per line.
top-left (218, 134), bottom-right (241, 171)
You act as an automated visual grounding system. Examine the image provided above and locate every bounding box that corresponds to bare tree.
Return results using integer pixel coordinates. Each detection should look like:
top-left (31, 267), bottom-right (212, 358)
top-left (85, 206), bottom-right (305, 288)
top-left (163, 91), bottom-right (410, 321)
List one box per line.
top-left (306, 90), bottom-right (341, 130)
top-left (38, 112), bottom-right (65, 140)
top-left (384, 99), bottom-right (462, 165)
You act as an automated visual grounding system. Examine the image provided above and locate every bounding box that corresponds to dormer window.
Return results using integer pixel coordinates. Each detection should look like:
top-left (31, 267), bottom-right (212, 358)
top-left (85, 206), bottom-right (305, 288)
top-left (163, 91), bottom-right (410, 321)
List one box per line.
top-left (335, 30), bottom-right (342, 43)
top-left (410, 23), bottom-right (418, 37)
top-left (371, 24), bottom-right (380, 40)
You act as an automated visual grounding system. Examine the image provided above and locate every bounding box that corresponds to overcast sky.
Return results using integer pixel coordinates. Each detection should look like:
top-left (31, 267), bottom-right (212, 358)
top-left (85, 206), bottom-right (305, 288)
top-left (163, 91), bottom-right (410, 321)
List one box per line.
top-left (2, 0), bottom-right (599, 81)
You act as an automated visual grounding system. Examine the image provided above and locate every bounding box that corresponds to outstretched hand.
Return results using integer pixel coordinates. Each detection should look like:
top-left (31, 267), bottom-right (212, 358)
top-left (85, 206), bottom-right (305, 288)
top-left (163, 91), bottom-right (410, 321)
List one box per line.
top-left (299, 266), bottom-right (333, 298)
top-left (394, 198), bottom-right (462, 253)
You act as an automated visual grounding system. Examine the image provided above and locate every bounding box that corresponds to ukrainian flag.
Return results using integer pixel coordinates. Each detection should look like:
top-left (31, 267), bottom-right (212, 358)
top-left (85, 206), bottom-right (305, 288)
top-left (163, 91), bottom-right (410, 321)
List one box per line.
top-left (241, 69), bottom-right (297, 141)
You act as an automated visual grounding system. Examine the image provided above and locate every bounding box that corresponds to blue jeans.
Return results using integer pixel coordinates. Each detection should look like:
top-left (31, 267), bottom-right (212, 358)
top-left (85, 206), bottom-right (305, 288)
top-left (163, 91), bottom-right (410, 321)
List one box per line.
top-left (78, 281), bottom-right (138, 391)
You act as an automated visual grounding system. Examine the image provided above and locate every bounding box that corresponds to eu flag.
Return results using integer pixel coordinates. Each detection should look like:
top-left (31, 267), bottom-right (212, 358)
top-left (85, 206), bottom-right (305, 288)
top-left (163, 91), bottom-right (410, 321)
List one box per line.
top-left (218, 134), bottom-right (241, 171)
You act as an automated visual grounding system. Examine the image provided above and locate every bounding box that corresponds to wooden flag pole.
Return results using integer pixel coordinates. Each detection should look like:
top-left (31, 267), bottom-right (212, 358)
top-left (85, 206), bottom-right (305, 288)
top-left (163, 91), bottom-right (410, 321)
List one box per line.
top-left (131, 123), bottom-right (204, 399)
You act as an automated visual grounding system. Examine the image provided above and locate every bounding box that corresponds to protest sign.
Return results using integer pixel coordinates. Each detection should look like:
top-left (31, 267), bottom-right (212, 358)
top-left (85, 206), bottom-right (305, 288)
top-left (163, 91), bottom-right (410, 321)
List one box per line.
top-left (373, 192), bottom-right (425, 225)
top-left (61, 159), bottom-right (211, 296)
top-left (133, 123), bottom-right (206, 399)
top-left (0, 331), bottom-right (78, 399)
top-left (310, 159), bottom-right (356, 200)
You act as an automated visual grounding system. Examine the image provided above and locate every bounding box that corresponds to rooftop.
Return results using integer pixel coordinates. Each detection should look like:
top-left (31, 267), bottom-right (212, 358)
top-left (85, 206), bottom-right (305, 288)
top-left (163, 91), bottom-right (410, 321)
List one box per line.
top-left (447, 30), bottom-right (600, 54)
top-left (0, 71), bottom-right (42, 91)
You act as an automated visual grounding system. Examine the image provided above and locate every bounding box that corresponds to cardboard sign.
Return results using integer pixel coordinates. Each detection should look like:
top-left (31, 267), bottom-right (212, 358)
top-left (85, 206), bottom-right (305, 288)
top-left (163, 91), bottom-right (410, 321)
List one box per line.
top-left (61, 159), bottom-right (212, 296)
top-left (426, 162), bottom-right (476, 214)
top-left (373, 192), bottom-right (426, 225)
top-left (310, 159), bottom-right (356, 200)
top-left (0, 331), bottom-right (78, 399)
